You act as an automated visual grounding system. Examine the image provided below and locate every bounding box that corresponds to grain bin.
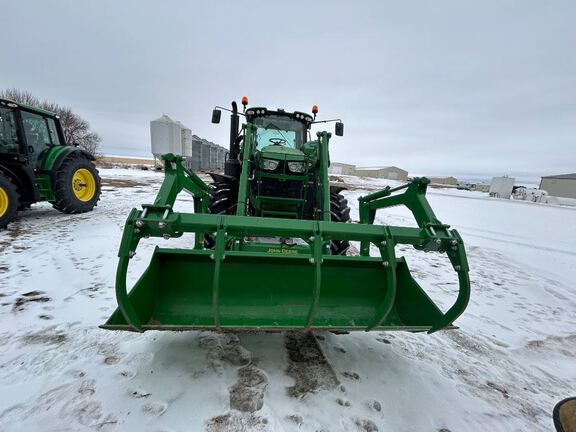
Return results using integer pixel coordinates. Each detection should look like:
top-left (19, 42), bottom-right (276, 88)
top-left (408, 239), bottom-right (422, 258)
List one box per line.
top-left (209, 142), bottom-right (218, 169)
top-left (191, 135), bottom-right (203, 170)
top-left (181, 125), bottom-right (193, 157)
top-left (218, 147), bottom-right (226, 169)
top-left (200, 139), bottom-right (211, 170)
top-left (150, 115), bottom-right (182, 157)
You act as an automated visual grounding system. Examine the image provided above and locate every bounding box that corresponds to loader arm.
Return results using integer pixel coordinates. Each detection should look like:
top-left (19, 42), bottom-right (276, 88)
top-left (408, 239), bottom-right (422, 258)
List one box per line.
top-left (113, 153), bottom-right (213, 331)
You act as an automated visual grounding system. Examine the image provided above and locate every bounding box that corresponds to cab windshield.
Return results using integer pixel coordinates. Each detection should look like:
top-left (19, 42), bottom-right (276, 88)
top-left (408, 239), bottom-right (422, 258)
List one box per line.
top-left (253, 115), bottom-right (305, 151)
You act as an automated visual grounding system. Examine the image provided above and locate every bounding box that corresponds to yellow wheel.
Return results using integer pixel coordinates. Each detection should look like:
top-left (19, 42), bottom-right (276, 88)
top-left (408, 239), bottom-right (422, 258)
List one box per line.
top-left (71, 168), bottom-right (97, 202)
top-left (0, 187), bottom-right (8, 218)
top-left (53, 156), bottom-right (101, 214)
top-left (0, 173), bottom-right (19, 229)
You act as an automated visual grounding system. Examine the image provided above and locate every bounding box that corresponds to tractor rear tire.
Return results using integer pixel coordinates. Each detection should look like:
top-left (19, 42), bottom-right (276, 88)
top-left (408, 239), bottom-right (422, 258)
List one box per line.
top-left (52, 156), bottom-right (101, 214)
top-left (330, 191), bottom-right (351, 255)
top-left (203, 182), bottom-right (238, 248)
top-left (0, 173), bottom-right (19, 229)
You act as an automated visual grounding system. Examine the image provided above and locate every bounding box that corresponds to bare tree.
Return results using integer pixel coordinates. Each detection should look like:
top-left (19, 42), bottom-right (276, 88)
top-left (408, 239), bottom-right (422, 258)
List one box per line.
top-left (0, 88), bottom-right (102, 157)
top-left (0, 88), bottom-right (39, 106)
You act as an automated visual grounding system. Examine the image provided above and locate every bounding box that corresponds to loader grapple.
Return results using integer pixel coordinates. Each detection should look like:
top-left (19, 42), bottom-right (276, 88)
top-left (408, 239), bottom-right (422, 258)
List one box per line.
top-left (102, 152), bottom-right (470, 334)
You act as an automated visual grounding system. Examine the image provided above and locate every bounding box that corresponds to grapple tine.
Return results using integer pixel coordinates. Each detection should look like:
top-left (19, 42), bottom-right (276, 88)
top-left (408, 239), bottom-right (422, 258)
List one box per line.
top-left (211, 224), bottom-right (227, 329)
top-left (365, 228), bottom-right (397, 331)
top-left (305, 225), bottom-right (324, 328)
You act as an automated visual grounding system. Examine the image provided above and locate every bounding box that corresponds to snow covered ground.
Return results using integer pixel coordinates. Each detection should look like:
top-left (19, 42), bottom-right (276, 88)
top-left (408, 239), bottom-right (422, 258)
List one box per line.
top-left (1, 168), bottom-right (575, 432)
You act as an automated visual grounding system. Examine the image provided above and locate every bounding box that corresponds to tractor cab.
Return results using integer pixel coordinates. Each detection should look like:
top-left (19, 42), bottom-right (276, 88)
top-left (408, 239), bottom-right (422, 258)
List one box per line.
top-left (245, 108), bottom-right (315, 218)
top-left (245, 107), bottom-right (311, 151)
top-left (0, 98), bottom-right (66, 168)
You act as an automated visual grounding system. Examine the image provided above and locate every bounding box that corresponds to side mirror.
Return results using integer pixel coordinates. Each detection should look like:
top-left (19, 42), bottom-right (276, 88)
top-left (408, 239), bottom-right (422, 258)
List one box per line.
top-left (335, 122), bottom-right (344, 136)
top-left (211, 109), bottom-right (222, 124)
top-left (553, 397), bottom-right (576, 432)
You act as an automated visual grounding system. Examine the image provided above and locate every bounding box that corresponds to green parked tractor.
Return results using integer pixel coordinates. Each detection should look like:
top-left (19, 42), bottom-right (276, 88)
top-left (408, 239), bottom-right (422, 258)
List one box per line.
top-left (103, 98), bottom-right (470, 334)
top-left (0, 98), bottom-right (101, 228)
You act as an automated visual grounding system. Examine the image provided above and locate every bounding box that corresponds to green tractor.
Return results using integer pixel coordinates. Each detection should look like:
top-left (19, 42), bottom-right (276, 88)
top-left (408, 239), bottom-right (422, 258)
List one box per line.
top-left (0, 98), bottom-right (101, 228)
top-left (103, 98), bottom-right (470, 333)
top-left (204, 101), bottom-right (351, 255)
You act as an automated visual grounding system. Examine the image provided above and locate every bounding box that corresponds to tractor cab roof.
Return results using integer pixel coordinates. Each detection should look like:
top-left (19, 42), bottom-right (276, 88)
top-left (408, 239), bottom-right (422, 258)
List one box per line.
top-left (0, 98), bottom-right (59, 118)
top-left (245, 107), bottom-right (314, 129)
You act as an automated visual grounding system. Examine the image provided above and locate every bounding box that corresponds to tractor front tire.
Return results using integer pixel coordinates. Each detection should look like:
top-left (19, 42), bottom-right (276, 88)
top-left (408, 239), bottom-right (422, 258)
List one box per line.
top-left (330, 191), bottom-right (351, 255)
top-left (0, 173), bottom-right (20, 229)
top-left (53, 156), bottom-right (101, 214)
top-left (203, 181), bottom-right (238, 248)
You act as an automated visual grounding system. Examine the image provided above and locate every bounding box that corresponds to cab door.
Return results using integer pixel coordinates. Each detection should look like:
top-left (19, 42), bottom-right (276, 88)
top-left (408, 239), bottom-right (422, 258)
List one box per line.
top-left (20, 111), bottom-right (60, 168)
top-left (0, 107), bottom-right (21, 155)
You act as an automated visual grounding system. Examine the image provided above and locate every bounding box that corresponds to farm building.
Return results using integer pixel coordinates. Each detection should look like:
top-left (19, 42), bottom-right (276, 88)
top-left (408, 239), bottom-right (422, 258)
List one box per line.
top-left (428, 176), bottom-right (458, 186)
top-left (98, 155), bottom-right (156, 167)
top-left (329, 162), bottom-right (356, 175)
top-left (355, 166), bottom-right (408, 181)
top-left (540, 173), bottom-right (576, 199)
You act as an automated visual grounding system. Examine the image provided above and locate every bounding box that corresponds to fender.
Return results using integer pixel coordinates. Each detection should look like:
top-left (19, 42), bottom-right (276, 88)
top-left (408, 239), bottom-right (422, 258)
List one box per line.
top-left (41, 146), bottom-right (95, 172)
top-left (329, 185), bottom-right (347, 194)
top-left (208, 172), bottom-right (238, 185)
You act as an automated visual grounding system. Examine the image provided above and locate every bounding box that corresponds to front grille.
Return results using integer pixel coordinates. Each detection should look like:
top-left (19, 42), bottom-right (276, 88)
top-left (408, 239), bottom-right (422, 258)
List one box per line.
top-left (259, 177), bottom-right (304, 199)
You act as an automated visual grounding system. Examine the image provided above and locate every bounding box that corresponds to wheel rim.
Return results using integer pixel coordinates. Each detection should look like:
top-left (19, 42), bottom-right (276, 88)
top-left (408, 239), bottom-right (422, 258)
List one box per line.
top-left (72, 168), bottom-right (96, 202)
top-left (0, 187), bottom-right (8, 218)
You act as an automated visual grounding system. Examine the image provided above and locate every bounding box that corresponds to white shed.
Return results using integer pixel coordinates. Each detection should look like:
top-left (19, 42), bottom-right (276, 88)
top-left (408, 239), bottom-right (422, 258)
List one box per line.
top-left (540, 174), bottom-right (576, 199)
top-left (489, 176), bottom-right (515, 199)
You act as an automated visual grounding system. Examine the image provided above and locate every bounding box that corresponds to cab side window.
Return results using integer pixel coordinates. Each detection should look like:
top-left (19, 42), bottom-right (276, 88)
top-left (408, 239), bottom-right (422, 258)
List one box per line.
top-left (21, 111), bottom-right (53, 166)
top-left (22, 112), bottom-right (52, 148)
top-left (46, 118), bottom-right (62, 146)
top-left (0, 107), bottom-right (19, 153)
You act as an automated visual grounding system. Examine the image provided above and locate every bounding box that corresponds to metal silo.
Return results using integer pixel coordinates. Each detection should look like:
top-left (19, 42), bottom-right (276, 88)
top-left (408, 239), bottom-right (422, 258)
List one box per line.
top-left (150, 115), bottom-right (182, 158)
top-left (209, 142), bottom-right (217, 169)
top-left (180, 125), bottom-right (192, 157)
top-left (179, 124), bottom-right (192, 169)
top-left (191, 135), bottom-right (202, 170)
top-left (222, 147), bottom-right (228, 169)
top-left (201, 139), bottom-right (211, 170)
top-left (218, 146), bottom-right (226, 169)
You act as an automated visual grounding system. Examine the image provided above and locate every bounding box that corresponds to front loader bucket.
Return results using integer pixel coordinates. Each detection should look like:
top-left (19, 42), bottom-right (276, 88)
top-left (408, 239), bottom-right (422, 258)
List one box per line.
top-left (103, 246), bottom-right (461, 332)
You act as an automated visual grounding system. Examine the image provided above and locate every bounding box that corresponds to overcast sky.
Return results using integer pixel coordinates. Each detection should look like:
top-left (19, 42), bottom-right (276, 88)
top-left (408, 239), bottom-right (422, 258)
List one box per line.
top-left (2, 1), bottom-right (575, 179)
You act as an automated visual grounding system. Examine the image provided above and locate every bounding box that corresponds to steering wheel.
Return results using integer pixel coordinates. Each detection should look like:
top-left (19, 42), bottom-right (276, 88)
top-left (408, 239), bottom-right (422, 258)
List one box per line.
top-left (269, 138), bottom-right (287, 145)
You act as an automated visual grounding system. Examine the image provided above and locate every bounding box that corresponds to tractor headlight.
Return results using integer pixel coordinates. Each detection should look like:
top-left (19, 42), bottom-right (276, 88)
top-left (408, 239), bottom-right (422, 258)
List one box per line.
top-left (288, 161), bottom-right (306, 173)
top-left (262, 159), bottom-right (280, 171)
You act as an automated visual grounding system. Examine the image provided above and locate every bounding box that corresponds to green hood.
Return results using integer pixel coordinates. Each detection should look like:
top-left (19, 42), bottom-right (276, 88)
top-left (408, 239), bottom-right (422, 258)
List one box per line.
top-left (259, 144), bottom-right (305, 161)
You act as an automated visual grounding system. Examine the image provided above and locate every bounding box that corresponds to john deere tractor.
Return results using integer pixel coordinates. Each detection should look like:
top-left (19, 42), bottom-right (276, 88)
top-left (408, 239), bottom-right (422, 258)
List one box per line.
top-left (0, 98), bottom-right (101, 228)
top-left (103, 98), bottom-right (470, 334)
top-left (204, 100), bottom-right (351, 255)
